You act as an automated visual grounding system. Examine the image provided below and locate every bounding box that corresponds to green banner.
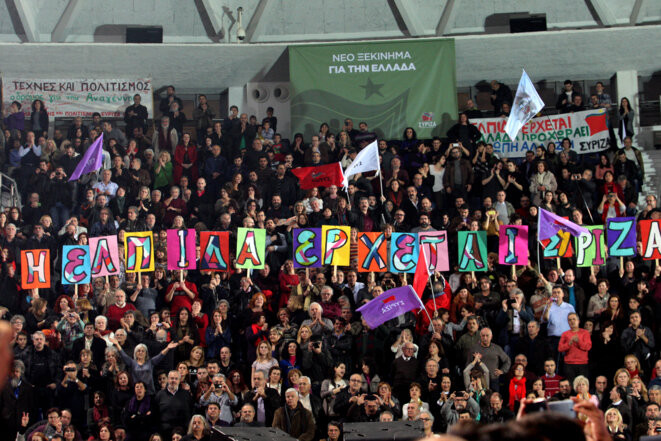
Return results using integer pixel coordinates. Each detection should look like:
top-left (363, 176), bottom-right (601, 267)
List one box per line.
top-left (289, 39), bottom-right (456, 140)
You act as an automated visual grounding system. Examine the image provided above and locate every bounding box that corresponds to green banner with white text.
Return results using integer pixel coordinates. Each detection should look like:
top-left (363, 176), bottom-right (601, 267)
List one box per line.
top-left (289, 39), bottom-right (456, 140)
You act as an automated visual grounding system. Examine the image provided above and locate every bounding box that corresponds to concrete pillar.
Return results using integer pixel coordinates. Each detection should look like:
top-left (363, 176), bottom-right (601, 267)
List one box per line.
top-left (615, 70), bottom-right (639, 141)
top-left (227, 87), bottom-right (245, 114)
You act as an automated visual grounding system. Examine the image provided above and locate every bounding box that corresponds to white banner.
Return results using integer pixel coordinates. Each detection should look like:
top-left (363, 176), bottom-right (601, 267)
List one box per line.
top-left (2, 77), bottom-right (153, 118)
top-left (471, 108), bottom-right (610, 158)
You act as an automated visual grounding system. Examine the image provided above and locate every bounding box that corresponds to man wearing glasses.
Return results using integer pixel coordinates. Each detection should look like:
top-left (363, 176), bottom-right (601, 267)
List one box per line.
top-left (333, 374), bottom-right (365, 417)
top-left (391, 343), bottom-right (420, 403)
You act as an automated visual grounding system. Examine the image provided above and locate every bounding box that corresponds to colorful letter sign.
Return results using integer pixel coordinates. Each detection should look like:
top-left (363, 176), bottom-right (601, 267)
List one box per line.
top-left (639, 220), bottom-right (661, 260)
top-left (357, 232), bottom-right (388, 273)
top-left (199, 231), bottom-right (230, 271)
top-left (89, 235), bottom-right (120, 277)
top-left (236, 228), bottom-right (266, 269)
top-left (576, 225), bottom-right (607, 267)
top-left (21, 249), bottom-right (51, 289)
top-left (390, 232), bottom-right (418, 273)
top-left (418, 231), bottom-right (449, 272)
top-left (167, 229), bottom-right (197, 270)
top-left (321, 225), bottom-right (351, 266)
top-left (457, 231), bottom-right (487, 272)
top-left (293, 228), bottom-right (322, 268)
top-left (498, 225), bottom-right (529, 265)
top-left (542, 230), bottom-right (574, 258)
top-left (124, 232), bottom-right (155, 272)
top-left (61, 245), bottom-right (91, 285)
top-left (606, 217), bottom-right (637, 257)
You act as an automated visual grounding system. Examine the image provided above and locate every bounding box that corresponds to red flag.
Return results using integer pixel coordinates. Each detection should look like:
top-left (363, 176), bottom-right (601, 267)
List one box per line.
top-left (412, 246), bottom-right (429, 298)
top-left (290, 162), bottom-right (344, 190)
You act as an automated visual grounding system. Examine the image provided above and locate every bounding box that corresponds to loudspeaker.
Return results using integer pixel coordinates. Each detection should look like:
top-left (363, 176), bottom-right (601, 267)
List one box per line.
top-left (126, 26), bottom-right (163, 43)
top-left (342, 421), bottom-right (424, 441)
top-left (509, 16), bottom-right (547, 33)
top-left (211, 426), bottom-right (297, 441)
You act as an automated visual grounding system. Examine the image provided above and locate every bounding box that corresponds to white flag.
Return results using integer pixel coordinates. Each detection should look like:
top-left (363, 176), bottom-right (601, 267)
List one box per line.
top-left (504, 69), bottom-right (545, 141)
top-left (342, 140), bottom-right (380, 187)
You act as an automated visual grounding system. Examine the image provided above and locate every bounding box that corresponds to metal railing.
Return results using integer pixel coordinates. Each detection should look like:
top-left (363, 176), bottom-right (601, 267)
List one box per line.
top-left (0, 173), bottom-right (21, 211)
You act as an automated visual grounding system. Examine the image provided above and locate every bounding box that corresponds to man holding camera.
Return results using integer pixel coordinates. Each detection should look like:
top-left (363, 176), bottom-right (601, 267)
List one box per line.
top-left (199, 373), bottom-right (237, 426)
top-left (244, 371), bottom-right (280, 427)
top-left (56, 362), bottom-right (87, 427)
top-left (440, 390), bottom-right (480, 429)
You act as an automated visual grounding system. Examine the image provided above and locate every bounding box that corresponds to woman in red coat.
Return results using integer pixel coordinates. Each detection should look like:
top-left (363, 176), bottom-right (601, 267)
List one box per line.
top-left (173, 133), bottom-right (198, 185)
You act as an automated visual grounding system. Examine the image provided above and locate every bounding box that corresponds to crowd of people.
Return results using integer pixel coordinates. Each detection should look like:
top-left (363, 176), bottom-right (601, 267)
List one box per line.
top-left (0, 79), bottom-right (657, 441)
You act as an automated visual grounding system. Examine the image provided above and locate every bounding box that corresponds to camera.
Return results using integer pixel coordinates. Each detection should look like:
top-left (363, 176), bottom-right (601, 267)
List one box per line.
top-left (237, 28), bottom-right (246, 40)
top-left (214, 382), bottom-right (222, 387)
top-left (508, 298), bottom-right (516, 306)
top-left (313, 342), bottom-right (321, 349)
top-left (64, 367), bottom-right (76, 372)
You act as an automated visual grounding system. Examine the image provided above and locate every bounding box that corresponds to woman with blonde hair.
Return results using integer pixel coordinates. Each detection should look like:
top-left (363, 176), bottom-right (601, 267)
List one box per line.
top-left (252, 340), bottom-right (278, 386)
top-left (604, 408), bottom-right (629, 440)
top-left (624, 354), bottom-right (643, 379)
top-left (296, 324), bottom-right (313, 347)
top-left (614, 368), bottom-right (632, 388)
top-left (631, 376), bottom-right (649, 406)
top-left (573, 375), bottom-right (600, 406)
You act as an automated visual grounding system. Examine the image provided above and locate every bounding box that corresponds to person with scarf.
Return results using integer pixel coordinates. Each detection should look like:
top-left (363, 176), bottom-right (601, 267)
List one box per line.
top-left (122, 381), bottom-right (153, 441)
top-left (86, 391), bottom-right (110, 438)
top-left (508, 363), bottom-right (527, 411)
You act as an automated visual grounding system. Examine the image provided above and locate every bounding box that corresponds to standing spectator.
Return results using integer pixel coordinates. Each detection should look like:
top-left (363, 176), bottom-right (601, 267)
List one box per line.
top-left (490, 80), bottom-right (513, 115)
top-left (154, 370), bottom-right (194, 436)
top-left (557, 313), bottom-right (592, 381)
top-left (469, 327), bottom-right (511, 392)
top-left (124, 94), bottom-right (148, 134)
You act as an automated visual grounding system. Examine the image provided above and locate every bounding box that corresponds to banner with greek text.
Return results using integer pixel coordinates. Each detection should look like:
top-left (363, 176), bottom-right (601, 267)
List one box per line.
top-left (2, 77), bottom-right (153, 118)
top-left (470, 109), bottom-right (609, 158)
top-left (289, 39), bottom-right (457, 140)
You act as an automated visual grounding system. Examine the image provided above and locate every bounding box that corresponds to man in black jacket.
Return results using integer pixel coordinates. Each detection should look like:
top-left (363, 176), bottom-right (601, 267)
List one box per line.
top-left (124, 94), bottom-right (148, 134)
top-left (490, 80), bottom-right (513, 115)
top-left (71, 323), bottom-right (107, 368)
top-left (154, 370), bottom-right (193, 436)
top-left (244, 371), bottom-right (280, 427)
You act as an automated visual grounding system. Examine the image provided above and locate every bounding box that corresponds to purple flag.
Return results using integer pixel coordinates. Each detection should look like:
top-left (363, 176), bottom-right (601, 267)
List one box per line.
top-left (69, 133), bottom-right (104, 181)
top-left (538, 208), bottom-right (588, 241)
top-left (357, 286), bottom-right (424, 329)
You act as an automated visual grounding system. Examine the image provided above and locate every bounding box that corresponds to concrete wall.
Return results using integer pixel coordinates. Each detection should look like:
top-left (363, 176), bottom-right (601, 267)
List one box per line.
top-left (1, 25), bottom-right (659, 89)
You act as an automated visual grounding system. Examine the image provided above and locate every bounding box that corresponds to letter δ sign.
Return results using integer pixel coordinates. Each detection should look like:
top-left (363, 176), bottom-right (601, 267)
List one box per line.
top-left (21, 249), bottom-right (51, 289)
top-left (236, 228), bottom-right (266, 269)
top-left (61, 245), bottom-right (91, 285)
top-left (498, 225), bottom-right (528, 265)
top-left (167, 229), bottom-right (197, 270)
top-left (89, 235), bottom-right (120, 277)
top-left (199, 232), bottom-right (230, 271)
top-left (639, 220), bottom-right (661, 260)
top-left (293, 228), bottom-right (322, 268)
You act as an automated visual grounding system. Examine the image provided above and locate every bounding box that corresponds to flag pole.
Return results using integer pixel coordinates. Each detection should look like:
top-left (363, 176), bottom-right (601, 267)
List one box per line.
top-left (427, 275), bottom-right (437, 314)
top-left (411, 286), bottom-right (434, 329)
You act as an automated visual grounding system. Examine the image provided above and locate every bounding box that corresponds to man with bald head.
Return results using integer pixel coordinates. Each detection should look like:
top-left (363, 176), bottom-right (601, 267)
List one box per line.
top-left (469, 327), bottom-right (511, 392)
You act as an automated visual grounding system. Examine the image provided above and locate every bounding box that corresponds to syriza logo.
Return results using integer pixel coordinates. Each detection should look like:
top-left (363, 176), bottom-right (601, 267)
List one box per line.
top-left (311, 172), bottom-right (323, 178)
top-left (418, 112), bottom-right (436, 128)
